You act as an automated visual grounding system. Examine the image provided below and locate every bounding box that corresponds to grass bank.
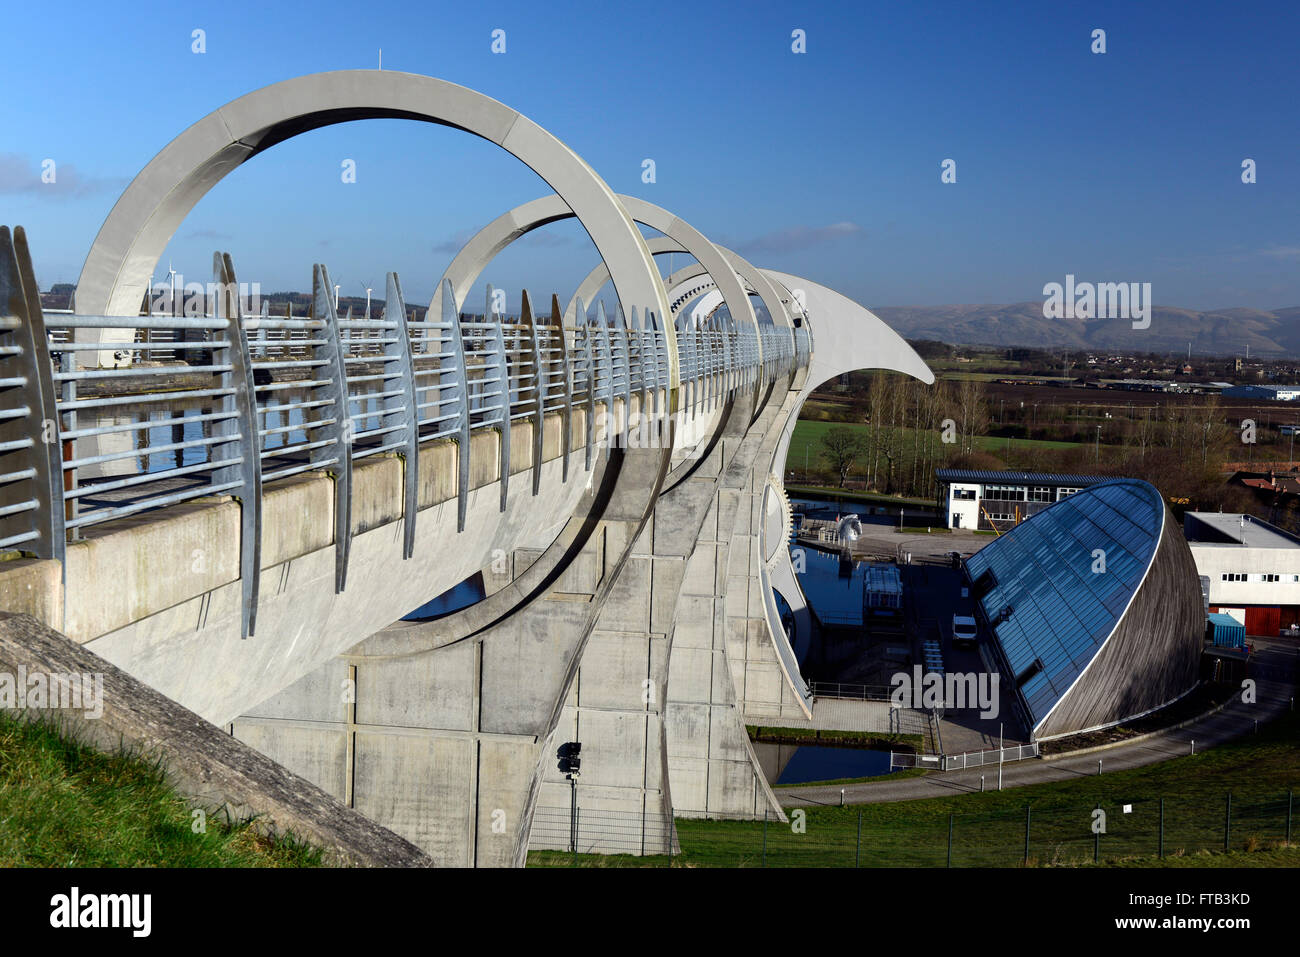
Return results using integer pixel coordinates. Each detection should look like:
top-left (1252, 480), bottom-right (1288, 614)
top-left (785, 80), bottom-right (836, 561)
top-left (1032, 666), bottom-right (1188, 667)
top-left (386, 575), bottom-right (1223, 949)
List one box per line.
top-left (527, 709), bottom-right (1300, 868)
top-left (0, 714), bottom-right (322, 867)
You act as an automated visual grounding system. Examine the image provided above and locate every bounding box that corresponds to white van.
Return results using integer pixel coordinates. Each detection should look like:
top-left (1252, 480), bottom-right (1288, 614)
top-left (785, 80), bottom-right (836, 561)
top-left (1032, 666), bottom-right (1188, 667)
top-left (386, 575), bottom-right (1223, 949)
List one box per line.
top-left (952, 614), bottom-right (979, 649)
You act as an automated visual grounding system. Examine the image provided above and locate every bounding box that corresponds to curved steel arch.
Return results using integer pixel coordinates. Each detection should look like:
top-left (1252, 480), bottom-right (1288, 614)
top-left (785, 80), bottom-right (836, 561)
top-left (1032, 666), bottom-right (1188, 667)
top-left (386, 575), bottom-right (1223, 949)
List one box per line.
top-left (75, 69), bottom-right (671, 376)
top-left (434, 193), bottom-right (763, 378)
top-left (568, 236), bottom-right (797, 338)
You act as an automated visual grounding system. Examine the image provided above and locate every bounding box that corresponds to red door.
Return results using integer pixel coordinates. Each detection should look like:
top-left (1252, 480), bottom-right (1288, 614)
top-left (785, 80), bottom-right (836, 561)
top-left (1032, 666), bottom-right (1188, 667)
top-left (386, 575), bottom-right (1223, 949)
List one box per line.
top-left (1244, 606), bottom-right (1280, 637)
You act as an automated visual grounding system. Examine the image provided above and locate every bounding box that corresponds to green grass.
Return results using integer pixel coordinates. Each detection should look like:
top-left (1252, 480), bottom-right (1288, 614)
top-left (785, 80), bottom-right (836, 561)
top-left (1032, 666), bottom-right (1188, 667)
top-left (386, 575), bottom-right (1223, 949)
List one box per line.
top-left (786, 420), bottom-right (1081, 483)
top-left (783, 484), bottom-right (933, 508)
top-left (746, 725), bottom-right (923, 750)
top-left (527, 710), bottom-right (1300, 868)
top-left (0, 713), bottom-right (322, 867)
top-left (527, 842), bottom-right (1300, 868)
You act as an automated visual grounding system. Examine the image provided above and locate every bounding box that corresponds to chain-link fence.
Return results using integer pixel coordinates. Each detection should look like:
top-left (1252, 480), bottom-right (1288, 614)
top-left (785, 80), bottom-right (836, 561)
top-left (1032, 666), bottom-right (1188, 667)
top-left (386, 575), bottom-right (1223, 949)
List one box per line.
top-left (528, 790), bottom-right (1296, 866)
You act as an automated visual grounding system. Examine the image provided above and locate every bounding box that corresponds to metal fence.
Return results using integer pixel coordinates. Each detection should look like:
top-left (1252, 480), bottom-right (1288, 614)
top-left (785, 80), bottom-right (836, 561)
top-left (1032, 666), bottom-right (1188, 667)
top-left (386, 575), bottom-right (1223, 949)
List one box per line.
top-left (528, 790), bottom-right (1298, 867)
top-left (528, 805), bottom-right (679, 860)
top-left (0, 227), bottom-right (812, 636)
top-left (807, 681), bottom-right (893, 701)
top-left (889, 741), bottom-right (1039, 771)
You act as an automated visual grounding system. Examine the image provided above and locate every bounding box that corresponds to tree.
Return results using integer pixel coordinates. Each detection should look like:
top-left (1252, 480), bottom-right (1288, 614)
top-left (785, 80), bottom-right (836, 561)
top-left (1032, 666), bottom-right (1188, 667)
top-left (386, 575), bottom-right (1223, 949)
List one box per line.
top-left (820, 426), bottom-right (869, 488)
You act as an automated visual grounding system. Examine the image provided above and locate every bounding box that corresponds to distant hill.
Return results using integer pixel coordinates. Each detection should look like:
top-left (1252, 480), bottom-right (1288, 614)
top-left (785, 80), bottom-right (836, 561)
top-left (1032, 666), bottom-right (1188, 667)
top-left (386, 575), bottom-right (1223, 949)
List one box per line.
top-left (869, 303), bottom-right (1300, 358)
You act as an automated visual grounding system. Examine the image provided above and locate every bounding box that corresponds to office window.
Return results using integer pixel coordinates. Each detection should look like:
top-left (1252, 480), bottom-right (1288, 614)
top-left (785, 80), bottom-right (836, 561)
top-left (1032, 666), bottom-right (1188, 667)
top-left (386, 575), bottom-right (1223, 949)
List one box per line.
top-left (1029, 486), bottom-right (1054, 503)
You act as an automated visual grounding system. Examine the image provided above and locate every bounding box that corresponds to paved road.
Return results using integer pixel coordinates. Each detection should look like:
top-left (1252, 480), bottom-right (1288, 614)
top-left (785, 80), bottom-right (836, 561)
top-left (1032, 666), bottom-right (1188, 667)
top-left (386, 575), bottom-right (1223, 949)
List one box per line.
top-left (779, 637), bottom-right (1299, 808)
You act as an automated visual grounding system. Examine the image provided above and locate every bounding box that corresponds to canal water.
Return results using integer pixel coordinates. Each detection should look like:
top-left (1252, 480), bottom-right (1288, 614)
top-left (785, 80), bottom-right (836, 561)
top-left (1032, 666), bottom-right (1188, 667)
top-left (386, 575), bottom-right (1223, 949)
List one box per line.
top-left (752, 741), bottom-right (894, 785)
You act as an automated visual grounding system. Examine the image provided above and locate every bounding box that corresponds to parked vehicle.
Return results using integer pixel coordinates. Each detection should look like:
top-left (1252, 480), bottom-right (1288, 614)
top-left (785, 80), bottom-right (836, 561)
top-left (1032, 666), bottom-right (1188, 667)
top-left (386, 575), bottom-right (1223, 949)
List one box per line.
top-left (952, 614), bottom-right (979, 648)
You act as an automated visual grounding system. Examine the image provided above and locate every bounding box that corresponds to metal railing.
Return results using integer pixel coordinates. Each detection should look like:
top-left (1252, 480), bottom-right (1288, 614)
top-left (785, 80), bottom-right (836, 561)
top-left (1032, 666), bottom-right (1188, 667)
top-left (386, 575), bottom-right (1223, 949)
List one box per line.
top-left (889, 740), bottom-right (1039, 772)
top-left (808, 681), bottom-right (893, 701)
top-left (0, 227), bottom-right (812, 637)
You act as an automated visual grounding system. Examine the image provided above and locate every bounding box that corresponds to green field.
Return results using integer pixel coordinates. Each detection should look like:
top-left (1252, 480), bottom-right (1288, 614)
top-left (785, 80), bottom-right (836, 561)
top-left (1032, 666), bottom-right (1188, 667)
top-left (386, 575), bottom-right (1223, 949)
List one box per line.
top-left (0, 714), bottom-right (321, 867)
top-left (786, 419), bottom-right (1082, 483)
top-left (528, 709), bottom-right (1300, 868)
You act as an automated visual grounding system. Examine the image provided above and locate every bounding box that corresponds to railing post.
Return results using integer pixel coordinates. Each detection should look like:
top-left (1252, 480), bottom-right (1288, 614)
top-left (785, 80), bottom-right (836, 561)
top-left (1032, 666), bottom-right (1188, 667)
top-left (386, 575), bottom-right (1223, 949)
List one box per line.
top-left (0, 227), bottom-right (65, 562)
top-left (489, 308), bottom-right (510, 513)
top-left (382, 272), bottom-right (419, 559)
top-left (612, 305), bottom-right (631, 448)
top-left (520, 291), bottom-right (545, 496)
top-left (550, 294), bottom-right (572, 482)
top-left (592, 303), bottom-right (613, 453)
top-left (444, 280), bottom-right (471, 533)
top-left (212, 253), bottom-right (262, 636)
top-left (573, 297), bottom-right (595, 472)
top-left (628, 307), bottom-right (647, 447)
top-left (313, 264), bottom-right (353, 593)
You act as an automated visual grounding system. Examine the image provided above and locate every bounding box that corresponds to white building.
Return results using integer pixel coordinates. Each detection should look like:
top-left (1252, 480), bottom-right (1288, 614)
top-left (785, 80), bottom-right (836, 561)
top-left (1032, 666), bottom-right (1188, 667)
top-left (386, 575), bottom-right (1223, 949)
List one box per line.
top-left (936, 469), bottom-right (1105, 531)
top-left (1183, 512), bottom-right (1300, 635)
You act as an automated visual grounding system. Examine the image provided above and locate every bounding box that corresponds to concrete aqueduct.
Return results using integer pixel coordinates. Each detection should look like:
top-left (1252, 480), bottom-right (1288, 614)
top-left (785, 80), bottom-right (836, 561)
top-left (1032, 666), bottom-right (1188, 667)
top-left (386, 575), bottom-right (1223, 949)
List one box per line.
top-left (0, 70), bottom-right (931, 865)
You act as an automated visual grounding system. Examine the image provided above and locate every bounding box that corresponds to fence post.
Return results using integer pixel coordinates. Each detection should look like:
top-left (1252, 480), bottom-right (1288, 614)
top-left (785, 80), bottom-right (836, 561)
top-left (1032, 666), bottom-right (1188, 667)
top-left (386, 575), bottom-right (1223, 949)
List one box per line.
top-left (213, 253), bottom-right (262, 637)
top-left (381, 272), bottom-right (418, 560)
top-left (947, 813), bottom-right (953, 868)
top-left (1224, 792), bottom-right (1232, 852)
top-left (855, 810), bottom-right (861, 868)
top-left (1159, 798), bottom-right (1164, 859)
top-left (0, 227), bottom-right (65, 562)
top-left (313, 265), bottom-right (352, 595)
top-left (1023, 805), bottom-right (1031, 866)
top-left (519, 290), bottom-right (545, 496)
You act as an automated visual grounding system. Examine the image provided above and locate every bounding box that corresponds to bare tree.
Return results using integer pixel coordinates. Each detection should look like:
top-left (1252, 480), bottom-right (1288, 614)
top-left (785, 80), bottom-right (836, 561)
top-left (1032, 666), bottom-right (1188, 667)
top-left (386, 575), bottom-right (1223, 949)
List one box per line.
top-left (820, 426), bottom-right (869, 488)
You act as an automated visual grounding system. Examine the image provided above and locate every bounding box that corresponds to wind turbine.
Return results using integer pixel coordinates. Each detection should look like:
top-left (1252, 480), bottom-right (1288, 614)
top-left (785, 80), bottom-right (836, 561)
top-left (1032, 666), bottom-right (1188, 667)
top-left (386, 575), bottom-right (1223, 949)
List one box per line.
top-left (360, 280), bottom-right (374, 321)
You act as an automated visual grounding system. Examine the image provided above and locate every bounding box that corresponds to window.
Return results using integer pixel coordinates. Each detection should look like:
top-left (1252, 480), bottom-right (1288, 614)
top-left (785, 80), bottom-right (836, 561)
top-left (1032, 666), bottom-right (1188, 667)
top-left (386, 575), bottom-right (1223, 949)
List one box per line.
top-left (1221, 573), bottom-right (1247, 582)
top-left (1015, 657), bottom-right (1044, 690)
top-left (953, 488), bottom-right (977, 500)
top-left (1029, 486), bottom-right (1054, 503)
top-left (1056, 486), bottom-right (1083, 500)
top-left (984, 484), bottom-right (1026, 502)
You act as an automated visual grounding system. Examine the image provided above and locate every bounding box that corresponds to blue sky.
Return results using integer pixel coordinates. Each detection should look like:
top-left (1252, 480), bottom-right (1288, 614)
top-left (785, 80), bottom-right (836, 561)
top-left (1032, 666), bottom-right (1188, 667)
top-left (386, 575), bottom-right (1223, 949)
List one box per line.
top-left (1, 0), bottom-right (1298, 313)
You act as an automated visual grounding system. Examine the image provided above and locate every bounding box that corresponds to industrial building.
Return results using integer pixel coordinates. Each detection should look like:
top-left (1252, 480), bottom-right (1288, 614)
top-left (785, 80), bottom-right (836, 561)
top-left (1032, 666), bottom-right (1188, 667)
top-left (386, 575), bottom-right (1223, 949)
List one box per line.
top-left (936, 468), bottom-right (1107, 531)
top-left (1184, 511), bottom-right (1300, 636)
top-left (1222, 384), bottom-right (1300, 401)
top-left (963, 480), bottom-right (1204, 739)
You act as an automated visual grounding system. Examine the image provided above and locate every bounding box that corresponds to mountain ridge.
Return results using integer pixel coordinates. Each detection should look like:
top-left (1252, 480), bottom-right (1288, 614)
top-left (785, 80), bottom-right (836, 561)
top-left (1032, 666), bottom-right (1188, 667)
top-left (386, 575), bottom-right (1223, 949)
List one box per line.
top-left (868, 303), bottom-right (1300, 357)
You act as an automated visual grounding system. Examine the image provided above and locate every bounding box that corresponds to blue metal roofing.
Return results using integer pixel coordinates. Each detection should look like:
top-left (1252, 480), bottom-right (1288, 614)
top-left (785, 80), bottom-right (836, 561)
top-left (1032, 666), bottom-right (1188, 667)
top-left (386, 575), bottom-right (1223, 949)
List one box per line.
top-left (935, 469), bottom-right (1108, 487)
top-left (964, 480), bottom-right (1164, 731)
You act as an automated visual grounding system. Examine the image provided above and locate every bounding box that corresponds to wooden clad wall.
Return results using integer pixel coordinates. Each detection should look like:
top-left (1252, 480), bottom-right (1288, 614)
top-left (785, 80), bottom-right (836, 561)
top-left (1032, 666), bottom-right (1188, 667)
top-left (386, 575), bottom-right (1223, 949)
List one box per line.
top-left (1036, 503), bottom-right (1205, 739)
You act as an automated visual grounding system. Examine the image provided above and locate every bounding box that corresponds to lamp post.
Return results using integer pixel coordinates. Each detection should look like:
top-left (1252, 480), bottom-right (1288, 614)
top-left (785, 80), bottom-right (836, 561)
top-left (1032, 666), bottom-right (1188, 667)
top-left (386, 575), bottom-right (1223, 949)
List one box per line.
top-left (557, 742), bottom-right (582, 859)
